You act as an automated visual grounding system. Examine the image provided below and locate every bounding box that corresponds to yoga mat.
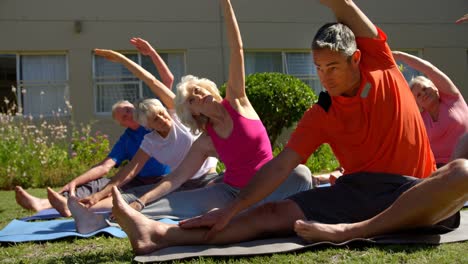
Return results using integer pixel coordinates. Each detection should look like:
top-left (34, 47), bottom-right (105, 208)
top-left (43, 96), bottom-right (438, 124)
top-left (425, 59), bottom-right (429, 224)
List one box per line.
top-left (135, 210), bottom-right (468, 262)
top-left (0, 218), bottom-right (178, 243)
top-left (0, 219), bottom-right (126, 242)
top-left (19, 208), bottom-right (62, 221)
top-left (19, 209), bottom-right (112, 221)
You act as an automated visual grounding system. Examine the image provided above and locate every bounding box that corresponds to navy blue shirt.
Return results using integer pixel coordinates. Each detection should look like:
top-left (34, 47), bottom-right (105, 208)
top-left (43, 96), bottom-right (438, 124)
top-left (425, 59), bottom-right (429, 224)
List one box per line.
top-left (108, 126), bottom-right (170, 177)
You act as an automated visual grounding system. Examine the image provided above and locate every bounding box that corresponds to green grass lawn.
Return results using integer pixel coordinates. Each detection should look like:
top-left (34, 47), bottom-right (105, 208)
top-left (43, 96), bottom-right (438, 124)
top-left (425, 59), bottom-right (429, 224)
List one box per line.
top-left (1, 189), bottom-right (467, 264)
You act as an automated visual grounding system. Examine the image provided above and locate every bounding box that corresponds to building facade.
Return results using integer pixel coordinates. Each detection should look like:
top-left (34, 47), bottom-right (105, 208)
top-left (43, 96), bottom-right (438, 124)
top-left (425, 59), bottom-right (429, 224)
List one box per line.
top-left (0, 0), bottom-right (467, 143)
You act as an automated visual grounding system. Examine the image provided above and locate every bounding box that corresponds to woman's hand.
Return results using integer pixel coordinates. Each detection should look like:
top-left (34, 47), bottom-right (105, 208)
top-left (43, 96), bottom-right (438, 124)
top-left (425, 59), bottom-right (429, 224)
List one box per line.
top-left (130, 37), bottom-right (155, 56)
top-left (94, 49), bottom-right (124, 63)
top-left (179, 206), bottom-right (238, 240)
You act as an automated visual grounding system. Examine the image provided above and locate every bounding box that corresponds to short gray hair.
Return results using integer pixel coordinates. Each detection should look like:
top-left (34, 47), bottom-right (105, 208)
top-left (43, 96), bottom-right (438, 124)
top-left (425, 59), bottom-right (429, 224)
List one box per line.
top-left (134, 98), bottom-right (167, 128)
top-left (408, 75), bottom-right (433, 90)
top-left (111, 100), bottom-right (133, 120)
top-left (312, 22), bottom-right (357, 57)
top-left (175, 75), bottom-right (222, 134)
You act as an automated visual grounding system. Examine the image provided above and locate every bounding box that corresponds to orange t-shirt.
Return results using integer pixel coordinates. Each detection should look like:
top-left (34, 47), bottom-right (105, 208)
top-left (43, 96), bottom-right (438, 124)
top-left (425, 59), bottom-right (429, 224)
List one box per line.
top-left (287, 27), bottom-right (436, 178)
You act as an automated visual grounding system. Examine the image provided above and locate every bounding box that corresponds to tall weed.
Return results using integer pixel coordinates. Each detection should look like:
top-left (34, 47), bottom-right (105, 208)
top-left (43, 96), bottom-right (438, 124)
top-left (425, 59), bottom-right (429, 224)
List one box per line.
top-left (0, 87), bottom-right (110, 190)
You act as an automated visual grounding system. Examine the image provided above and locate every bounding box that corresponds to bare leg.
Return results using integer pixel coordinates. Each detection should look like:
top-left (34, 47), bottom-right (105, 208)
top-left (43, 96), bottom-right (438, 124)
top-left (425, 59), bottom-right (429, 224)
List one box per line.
top-left (68, 196), bottom-right (108, 234)
top-left (15, 186), bottom-right (52, 211)
top-left (294, 159), bottom-right (468, 243)
top-left (111, 186), bottom-right (305, 255)
top-left (47, 187), bottom-right (71, 217)
top-left (87, 197), bottom-right (113, 214)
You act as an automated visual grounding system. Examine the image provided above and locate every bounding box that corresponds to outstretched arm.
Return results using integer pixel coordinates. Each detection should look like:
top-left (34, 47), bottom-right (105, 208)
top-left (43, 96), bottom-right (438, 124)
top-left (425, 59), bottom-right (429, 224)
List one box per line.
top-left (131, 135), bottom-right (217, 210)
top-left (456, 14), bottom-right (468, 24)
top-left (320, 0), bottom-right (377, 38)
top-left (392, 51), bottom-right (459, 96)
top-left (79, 149), bottom-right (150, 207)
top-left (180, 148), bottom-right (302, 239)
top-left (130, 37), bottom-right (174, 89)
top-left (59, 158), bottom-right (116, 194)
top-left (94, 49), bottom-right (175, 109)
top-left (222, 0), bottom-right (246, 102)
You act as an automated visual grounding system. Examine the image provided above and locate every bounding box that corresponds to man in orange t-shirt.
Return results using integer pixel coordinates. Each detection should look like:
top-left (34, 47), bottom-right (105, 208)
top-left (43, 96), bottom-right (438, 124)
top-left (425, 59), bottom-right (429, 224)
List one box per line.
top-left (288, 26), bottom-right (435, 179)
top-left (107, 0), bottom-right (467, 252)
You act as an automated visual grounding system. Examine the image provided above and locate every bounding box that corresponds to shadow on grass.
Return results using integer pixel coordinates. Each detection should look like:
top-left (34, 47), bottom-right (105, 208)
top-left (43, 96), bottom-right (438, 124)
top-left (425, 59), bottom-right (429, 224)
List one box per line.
top-left (44, 251), bottom-right (136, 264)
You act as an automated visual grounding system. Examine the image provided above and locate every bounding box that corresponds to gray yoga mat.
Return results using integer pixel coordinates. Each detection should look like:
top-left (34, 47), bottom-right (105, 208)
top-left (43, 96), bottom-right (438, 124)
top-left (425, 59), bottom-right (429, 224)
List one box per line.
top-left (135, 210), bottom-right (468, 262)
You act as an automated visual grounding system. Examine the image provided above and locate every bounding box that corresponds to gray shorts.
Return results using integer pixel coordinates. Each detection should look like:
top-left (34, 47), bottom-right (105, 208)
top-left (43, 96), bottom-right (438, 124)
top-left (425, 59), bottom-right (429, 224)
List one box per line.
top-left (288, 172), bottom-right (460, 231)
top-left (121, 164), bottom-right (312, 220)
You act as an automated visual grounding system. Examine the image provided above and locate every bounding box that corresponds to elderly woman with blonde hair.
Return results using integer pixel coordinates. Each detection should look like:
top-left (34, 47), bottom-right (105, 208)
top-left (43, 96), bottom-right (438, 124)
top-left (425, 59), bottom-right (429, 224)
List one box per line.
top-left (392, 51), bottom-right (468, 167)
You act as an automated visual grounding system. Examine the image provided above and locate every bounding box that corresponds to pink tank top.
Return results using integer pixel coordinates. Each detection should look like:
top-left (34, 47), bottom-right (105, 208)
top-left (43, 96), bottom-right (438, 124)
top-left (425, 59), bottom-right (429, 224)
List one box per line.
top-left (422, 92), bottom-right (468, 164)
top-left (207, 99), bottom-right (273, 188)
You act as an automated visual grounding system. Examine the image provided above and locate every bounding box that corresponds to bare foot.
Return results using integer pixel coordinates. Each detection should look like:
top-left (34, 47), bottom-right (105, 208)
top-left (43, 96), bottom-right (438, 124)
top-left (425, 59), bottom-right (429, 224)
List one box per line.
top-left (15, 186), bottom-right (51, 211)
top-left (111, 186), bottom-right (172, 255)
top-left (294, 220), bottom-right (354, 243)
top-left (68, 196), bottom-right (108, 234)
top-left (47, 187), bottom-right (71, 217)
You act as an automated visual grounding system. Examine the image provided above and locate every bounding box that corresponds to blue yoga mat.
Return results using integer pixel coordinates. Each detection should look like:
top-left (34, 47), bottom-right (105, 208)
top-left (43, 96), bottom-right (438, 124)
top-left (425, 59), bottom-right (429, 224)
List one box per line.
top-left (19, 208), bottom-right (62, 221)
top-left (0, 219), bottom-right (126, 242)
top-left (0, 218), bottom-right (178, 243)
top-left (19, 208), bottom-right (112, 221)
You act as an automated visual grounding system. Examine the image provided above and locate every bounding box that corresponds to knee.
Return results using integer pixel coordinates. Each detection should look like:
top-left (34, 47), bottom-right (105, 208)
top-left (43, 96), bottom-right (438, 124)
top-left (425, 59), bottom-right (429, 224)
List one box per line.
top-left (289, 164), bottom-right (312, 189)
top-left (442, 159), bottom-right (468, 186)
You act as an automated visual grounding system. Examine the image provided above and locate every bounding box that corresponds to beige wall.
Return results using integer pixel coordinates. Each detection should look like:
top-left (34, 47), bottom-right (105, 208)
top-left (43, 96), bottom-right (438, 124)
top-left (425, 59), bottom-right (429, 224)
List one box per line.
top-left (1, 0), bottom-right (467, 143)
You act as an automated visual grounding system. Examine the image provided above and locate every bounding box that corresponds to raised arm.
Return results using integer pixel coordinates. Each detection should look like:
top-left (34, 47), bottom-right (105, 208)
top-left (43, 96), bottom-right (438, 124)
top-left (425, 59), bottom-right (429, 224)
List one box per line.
top-left (320, 0), bottom-right (377, 38)
top-left (392, 51), bottom-right (459, 96)
top-left (94, 49), bottom-right (175, 109)
top-left (222, 0), bottom-right (246, 102)
top-left (130, 37), bottom-right (174, 89)
top-left (456, 14), bottom-right (468, 24)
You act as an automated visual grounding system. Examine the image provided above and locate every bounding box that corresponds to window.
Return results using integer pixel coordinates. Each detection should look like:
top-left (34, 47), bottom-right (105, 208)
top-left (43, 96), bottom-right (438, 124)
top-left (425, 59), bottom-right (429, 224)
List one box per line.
top-left (245, 51), bottom-right (323, 95)
top-left (93, 52), bottom-right (185, 114)
top-left (393, 49), bottom-right (424, 82)
top-left (0, 54), bottom-right (69, 116)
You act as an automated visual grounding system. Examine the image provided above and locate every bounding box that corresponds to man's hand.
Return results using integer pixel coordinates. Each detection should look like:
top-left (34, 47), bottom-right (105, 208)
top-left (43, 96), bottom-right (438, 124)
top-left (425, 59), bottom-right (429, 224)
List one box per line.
top-left (179, 206), bottom-right (238, 240)
top-left (130, 37), bottom-right (155, 56)
top-left (79, 193), bottom-right (103, 208)
top-left (58, 181), bottom-right (76, 195)
top-left (128, 201), bottom-right (144, 212)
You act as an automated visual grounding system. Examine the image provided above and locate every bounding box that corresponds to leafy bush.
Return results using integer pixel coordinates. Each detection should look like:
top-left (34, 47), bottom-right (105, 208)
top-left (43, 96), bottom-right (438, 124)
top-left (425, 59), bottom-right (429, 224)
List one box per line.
top-left (220, 72), bottom-right (317, 146)
top-left (272, 144), bottom-right (339, 174)
top-left (0, 96), bottom-right (110, 190)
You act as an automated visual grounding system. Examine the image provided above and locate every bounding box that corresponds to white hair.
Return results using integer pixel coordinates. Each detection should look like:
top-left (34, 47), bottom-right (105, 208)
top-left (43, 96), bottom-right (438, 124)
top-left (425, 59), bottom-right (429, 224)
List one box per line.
top-left (175, 75), bottom-right (222, 134)
top-left (408, 75), bottom-right (434, 90)
top-left (111, 100), bottom-right (133, 123)
top-left (134, 98), bottom-right (168, 128)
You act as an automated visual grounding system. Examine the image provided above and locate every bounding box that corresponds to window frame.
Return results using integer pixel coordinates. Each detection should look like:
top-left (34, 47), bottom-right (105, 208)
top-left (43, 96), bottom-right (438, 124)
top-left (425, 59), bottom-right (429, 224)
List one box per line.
top-left (244, 49), bottom-right (323, 94)
top-left (0, 51), bottom-right (70, 117)
top-left (92, 50), bottom-right (186, 115)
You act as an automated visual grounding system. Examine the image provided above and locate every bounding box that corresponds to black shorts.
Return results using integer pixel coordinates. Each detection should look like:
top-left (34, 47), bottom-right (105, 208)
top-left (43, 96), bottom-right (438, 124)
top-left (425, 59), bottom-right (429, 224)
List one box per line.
top-left (288, 172), bottom-right (460, 231)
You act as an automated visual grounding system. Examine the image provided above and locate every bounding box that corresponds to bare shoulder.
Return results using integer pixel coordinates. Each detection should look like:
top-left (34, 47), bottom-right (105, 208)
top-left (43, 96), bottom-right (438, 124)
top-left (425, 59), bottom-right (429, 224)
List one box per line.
top-left (193, 134), bottom-right (218, 157)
